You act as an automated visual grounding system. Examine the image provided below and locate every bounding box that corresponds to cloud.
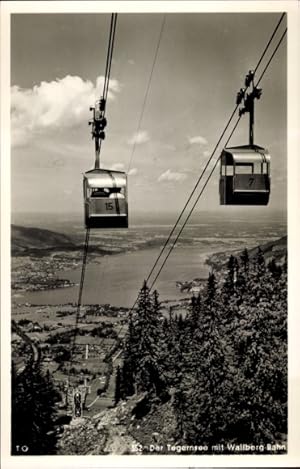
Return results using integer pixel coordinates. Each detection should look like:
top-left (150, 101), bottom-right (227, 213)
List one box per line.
top-left (188, 135), bottom-right (208, 145)
top-left (203, 150), bottom-right (211, 157)
top-left (158, 169), bottom-right (187, 183)
top-left (128, 168), bottom-right (138, 176)
top-left (128, 59), bottom-right (135, 65)
top-left (127, 130), bottom-right (150, 145)
top-left (11, 75), bottom-right (121, 147)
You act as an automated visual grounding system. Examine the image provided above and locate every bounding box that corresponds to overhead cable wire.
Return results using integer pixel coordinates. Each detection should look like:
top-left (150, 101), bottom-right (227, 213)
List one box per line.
top-left (103, 14), bottom-right (118, 104)
top-left (68, 227), bottom-right (90, 382)
top-left (102, 14), bottom-right (114, 99)
top-left (256, 28), bottom-right (287, 87)
top-left (68, 15), bottom-right (118, 377)
top-left (149, 25), bottom-right (287, 290)
top-left (127, 14), bottom-right (166, 173)
top-left (99, 13), bottom-right (287, 358)
top-left (145, 103), bottom-right (239, 285)
top-left (102, 13), bottom-right (118, 106)
top-left (105, 12), bottom-right (288, 357)
top-left (96, 13), bottom-right (118, 163)
top-left (254, 12), bottom-right (286, 74)
top-left (145, 11), bottom-right (287, 287)
top-left (149, 116), bottom-right (242, 291)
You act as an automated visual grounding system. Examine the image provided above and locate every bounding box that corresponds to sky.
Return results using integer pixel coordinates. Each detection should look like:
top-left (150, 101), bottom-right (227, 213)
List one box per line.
top-left (10, 11), bottom-right (287, 217)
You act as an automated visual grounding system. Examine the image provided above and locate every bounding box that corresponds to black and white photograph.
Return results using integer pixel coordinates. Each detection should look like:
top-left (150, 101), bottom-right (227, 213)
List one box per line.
top-left (1, 0), bottom-right (299, 466)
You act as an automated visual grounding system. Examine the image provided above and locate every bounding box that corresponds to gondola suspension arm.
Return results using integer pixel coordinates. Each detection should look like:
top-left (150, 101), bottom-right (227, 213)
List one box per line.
top-left (88, 13), bottom-right (118, 169)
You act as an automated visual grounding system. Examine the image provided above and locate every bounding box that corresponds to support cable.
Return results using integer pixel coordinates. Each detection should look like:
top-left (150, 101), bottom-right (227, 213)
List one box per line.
top-left (127, 14), bottom-right (166, 173)
top-left (145, 104), bottom-right (239, 285)
top-left (149, 116), bottom-right (242, 291)
top-left (103, 14), bottom-right (118, 104)
top-left (106, 116), bottom-right (242, 353)
top-left (149, 25), bottom-right (287, 290)
top-left (256, 28), bottom-right (287, 87)
top-left (145, 12), bottom-right (287, 287)
top-left (104, 13), bottom-right (287, 357)
top-left (67, 15), bottom-right (118, 378)
top-left (67, 227), bottom-right (90, 381)
top-left (254, 12), bottom-right (285, 74)
top-left (94, 13), bottom-right (118, 167)
top-left (102, 14), bottom-right (116, 101)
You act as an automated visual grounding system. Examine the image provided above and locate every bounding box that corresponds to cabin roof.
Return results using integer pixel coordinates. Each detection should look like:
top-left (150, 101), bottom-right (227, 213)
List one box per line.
top-left (83, 169), bottom-right (127, 188)
top-left (221, 145), bottom-right (270, 165)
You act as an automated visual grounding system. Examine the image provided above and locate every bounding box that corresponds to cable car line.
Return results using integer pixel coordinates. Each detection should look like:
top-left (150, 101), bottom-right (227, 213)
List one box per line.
top-left (127, 14), bottom-right (166, 173)
top-left (256, 28), bottom-right (287, 87)
top-left (92, 13), bottom-right (117, 170)
top-left (106, 114), bottom-right (245, 353)
top-left (102, 14), bottom-right (118, 104)
top-left (145, 103), bottom-right (240, 287)
top-left (69, 13), bottom-right (287, 388)
top-left (149, 116), bottom-right (242, 291)
top-left (253, 12), bottom-right (285, 75)
top-left (67, 14), bottom-right (120, 392)
top-left (68, 227), bottom-right (90, 382)
top-left (148, 23), bottom-right (286, 289)
top-left (104, 13), bottom-right (287, 357)
top-left (144, 12), bottom-right (287, 288)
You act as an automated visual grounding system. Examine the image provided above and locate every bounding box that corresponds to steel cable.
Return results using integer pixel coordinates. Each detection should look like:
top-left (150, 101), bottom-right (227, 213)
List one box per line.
top-left (149, 24), bottom-right (287, 290)
top-left (67, 227), bottom-right (90, 382)
top-left (127, 14), bottom-right (166, 173)
top-left (104, 12), bottom-right (287, 358)
top-left (145, 12), bottom-right (287, 288)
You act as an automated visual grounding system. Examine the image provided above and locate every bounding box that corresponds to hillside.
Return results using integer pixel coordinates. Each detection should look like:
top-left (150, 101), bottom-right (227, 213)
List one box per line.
top-left (11, 225), bottom-right (75, 255)
top-left (60, 238), bottom-right (286, 455)
top-left (11, 225), bottom-right (113, 257)
top-left (206, 235), bottom-right (287, 271)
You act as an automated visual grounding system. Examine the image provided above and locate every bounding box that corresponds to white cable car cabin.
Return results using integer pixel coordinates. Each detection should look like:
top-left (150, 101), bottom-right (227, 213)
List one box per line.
top-left (219, 144), bottom-right (270, 205)
top-left (83, 169), bottom-right (128, 228)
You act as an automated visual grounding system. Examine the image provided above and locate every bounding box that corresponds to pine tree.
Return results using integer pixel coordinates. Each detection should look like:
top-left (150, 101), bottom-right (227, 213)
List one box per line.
top-left (176, 248), bottom-right (287, 449)
top-left (240, 248), bottom-right (249, 273)
top-left (120, 316), bottom-right (135, 398)
top-left (11, 363), bottom-right (60, 455)
top-left (254, 246), bottom-right (266, 275)
top-left (121, 282), bottom-right (165, 397)
top-left (225, 253), bottom-right (287, 444)
top-left (188, 295), bottom-right (201, 329)
top-left (223, 255), bottom-right (238, 295)
top-left (133, 281), bottom-right (162, 393)
top-left (114, 365), bottom-right (122, 405)
top-left (206, 271), bottom-right (217, 302)
top-left (183, 296), bottom-right (234, 447)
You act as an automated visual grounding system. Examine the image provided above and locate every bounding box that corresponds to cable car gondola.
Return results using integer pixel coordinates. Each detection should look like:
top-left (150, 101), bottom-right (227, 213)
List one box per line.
top-left (83, 169), bottom-right (128, 228)
top-left (219, 144), bottom-right (270, 205)
top-left (83, 14), bottom-right (129, 229)
top-left (219, 70), bottom-right (271, 206)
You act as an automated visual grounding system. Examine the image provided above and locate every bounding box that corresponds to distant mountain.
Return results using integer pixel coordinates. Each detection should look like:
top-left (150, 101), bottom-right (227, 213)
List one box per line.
top-left (11, 225), bottom-right (120, 257)
top-left (11, 225), bottom-right (76, 256)
top-left (207, 235), bottom-right (287, 271)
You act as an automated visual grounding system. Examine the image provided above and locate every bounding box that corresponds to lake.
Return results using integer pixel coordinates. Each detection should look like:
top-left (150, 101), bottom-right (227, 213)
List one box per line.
top-left (14, 235), bottom-right (277, 308)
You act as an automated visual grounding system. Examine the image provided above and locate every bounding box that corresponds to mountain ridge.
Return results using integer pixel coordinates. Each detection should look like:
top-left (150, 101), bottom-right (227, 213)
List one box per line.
top-left (206, 235), bottom-right (287, 271)
top-left (11, 224), bottom-right (76, 255)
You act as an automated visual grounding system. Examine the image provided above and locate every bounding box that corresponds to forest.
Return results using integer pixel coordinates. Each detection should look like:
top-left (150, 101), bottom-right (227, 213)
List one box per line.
top-left (11, 247), bottom-right (287, 454)
top-left (117, 247), bottom-right (287, 451)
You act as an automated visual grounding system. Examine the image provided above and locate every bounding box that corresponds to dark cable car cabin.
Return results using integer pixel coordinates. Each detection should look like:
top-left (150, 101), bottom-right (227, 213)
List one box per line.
top-left (83, 169), bottom-right (128, 228)
top-left (219, 145), bottom-right (270, 205)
